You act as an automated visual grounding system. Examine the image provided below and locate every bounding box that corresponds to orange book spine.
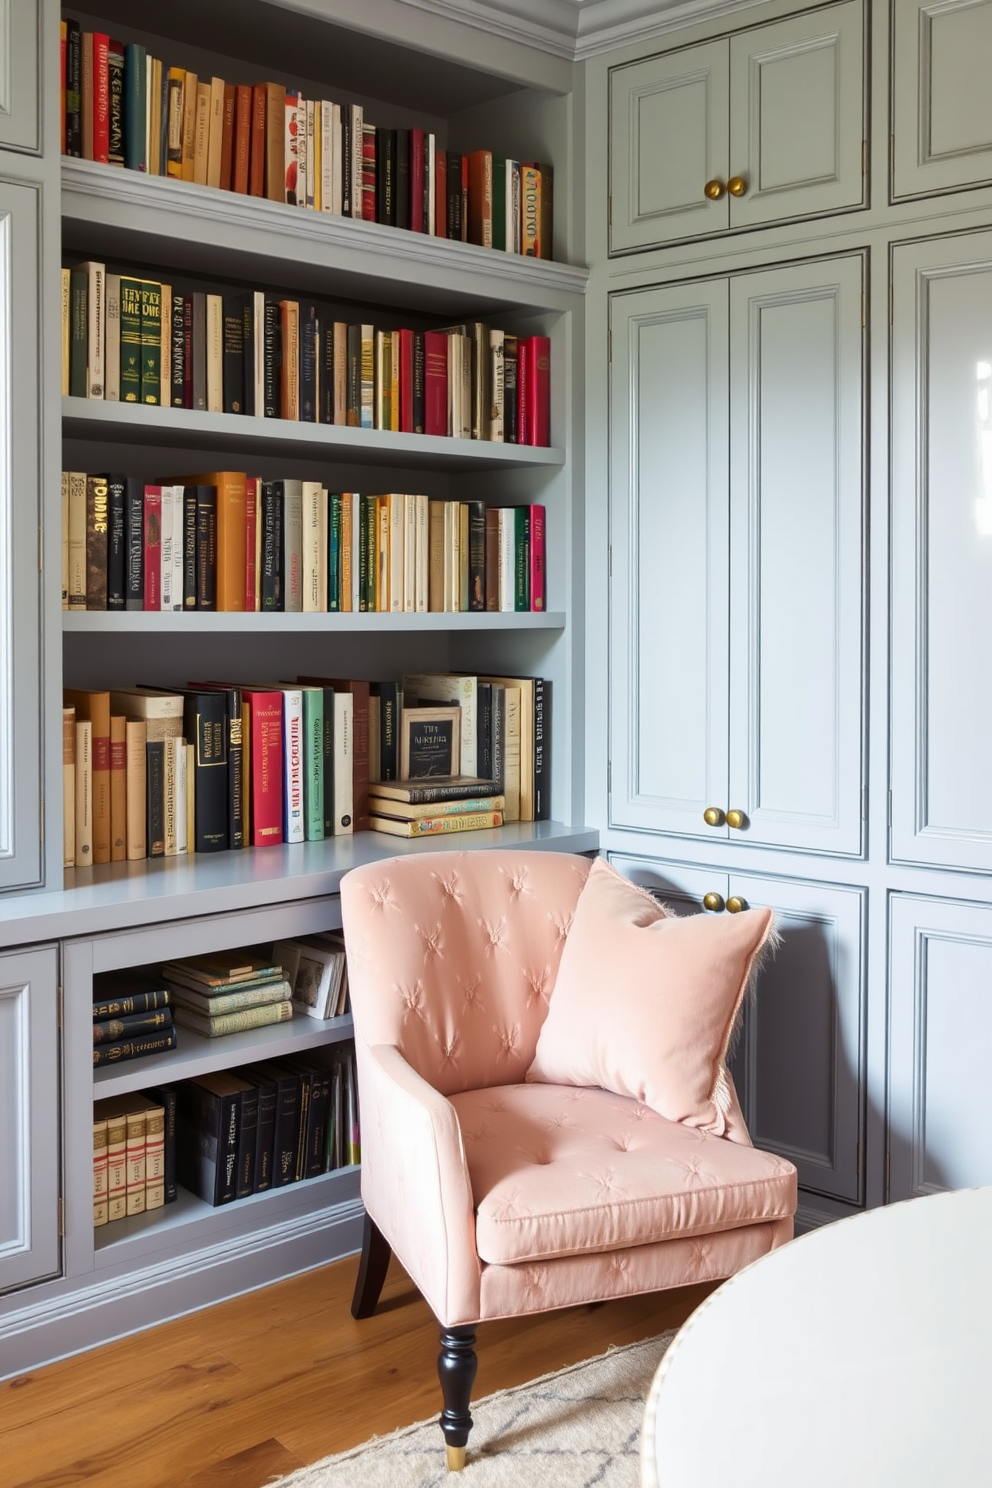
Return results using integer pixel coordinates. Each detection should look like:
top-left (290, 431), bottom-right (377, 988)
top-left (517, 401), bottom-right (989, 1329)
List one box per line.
top-left (219, 83), bottom-right (236, 191)
top-left (279, 301), bottom-right (300, 420)
top-left (265, 81), bottom-right (286, 201)
top-left (467, 150), bottom-right (492, 248)
top-left (249, 83), bottom-right (266, 196)
top-left (233, 84), bottom-right (251, 194)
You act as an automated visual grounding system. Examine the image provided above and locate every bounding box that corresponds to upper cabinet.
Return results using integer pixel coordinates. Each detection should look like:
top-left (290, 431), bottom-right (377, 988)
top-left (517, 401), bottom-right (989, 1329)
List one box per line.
top-left (892, 0), bottom-right (992, 201)
top-left (609, 252), bottom-right (865, 855)
top-left (608, 0), bottom-right (866, 254)
top-left (0, 0), bottom-right (42, 155)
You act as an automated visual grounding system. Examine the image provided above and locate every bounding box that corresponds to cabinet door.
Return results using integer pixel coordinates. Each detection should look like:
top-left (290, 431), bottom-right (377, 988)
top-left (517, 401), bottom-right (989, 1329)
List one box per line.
top-left (0, 179), bottom-right (43, 891)
top-left (728, 0), bottom-right (865, 228)
top-left (0, 945), bottom-right (60, 1295)
top-left (0, 1), bottom-right (41, 155)
top-left (893, 0), bottom-right (992, 200)
top-left (727, 255), bottom-right (865, 856)
top-left (609, 283), bottom-right (730, 839)
top-left (729, 874), bottom-right (865, 1203)
top-left (609, 41), bottom-right (729, 253)
top-left (890, 232), bottom-right (992, 872)
top-left (609, 854), bottom-right (728, 915)
top-left (889, 894), bottom-right (992, 1199)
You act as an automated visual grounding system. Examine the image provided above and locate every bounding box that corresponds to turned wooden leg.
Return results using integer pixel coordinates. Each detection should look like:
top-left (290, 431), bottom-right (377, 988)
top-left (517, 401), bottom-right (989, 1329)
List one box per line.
top-left (438, 1325), bottom-right (478, 1471)
top-left (350, 1212), bottom-right (392, 1320)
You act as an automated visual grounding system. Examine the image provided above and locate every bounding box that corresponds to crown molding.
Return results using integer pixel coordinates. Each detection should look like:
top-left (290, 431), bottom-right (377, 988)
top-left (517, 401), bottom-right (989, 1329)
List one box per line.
top-left (573, 0), bottom-right (768, 57)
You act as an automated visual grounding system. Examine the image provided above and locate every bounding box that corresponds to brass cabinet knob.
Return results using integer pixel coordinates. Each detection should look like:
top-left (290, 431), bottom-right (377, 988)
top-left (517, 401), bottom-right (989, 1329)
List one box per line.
top-left (702, 892), bottom-right (725, 913)
top-left (727, 175), bottom-right (748, 197)
top-left (704, 179), bottom-right (726, 200)
top-left (726, 895), bottom-right (749, 914)
top-left (703, 806), bottom-right (726, 827)
top-left (726, 809), bottom-right (748, 830)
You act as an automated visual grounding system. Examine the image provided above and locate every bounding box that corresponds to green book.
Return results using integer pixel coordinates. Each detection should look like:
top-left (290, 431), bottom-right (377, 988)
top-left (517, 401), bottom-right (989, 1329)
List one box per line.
top-left (140, 281), bottom-right (162, 406)
top-left (514, 505), bottom-right (530, 612)
top-left (69, 266), bottom-right (88, 398)
top-left (492, 156), bottom-right (506, 252)
top-left (300, 686), bottom-right (325, 840)
top-left (119, 276), bottom-right (143, 403)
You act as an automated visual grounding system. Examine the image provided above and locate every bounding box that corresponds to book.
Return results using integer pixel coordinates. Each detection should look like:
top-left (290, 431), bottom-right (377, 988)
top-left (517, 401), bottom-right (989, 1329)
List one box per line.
top-left (180, 690), bottom-right (228, 852)
top-left (93, 1116), bottom-right (109, 1227)
top-left (94, 1008), bottom-right (173, 1044)
top-left (92, 1027), bottom-right (178, 1067)
top-left (65, 690), bottom-right (111, 864)
top-left (399, 705), bottom-right (461, 779)
top-left (367, 790), bottom-right (506, 820)
top-left (98, 1101), bottom-right (127, 1222)
top-left (92, 986), bottom-right (169, 1019)
top-left (242, 1063), bottom-right (300, 1189)
top-left (172, 999), bottom-right (293, 1038)
top-left (143, 1099), bottom-right (166, 1210)
top-left (298, 676), bottom-right (367, 831)
top-left (403, 672), bottom-right (478, 777)
top-left (518, 334), bottom-right (551, 447)
top-left (369, 809), bottom-right (504, 837)
top-left (243, 689), bottom-right (284, 845)
top-left (62, 707), bottom-right (75, 867)
top-left (162, 951), bottom-right (282, 988)
top-left (85, 473), bottom-right (109, 610)
top-left (165, 978), bottom-right (291, 1016)
top-left (144, 1085), bottom-right (179, 1205)
top-left (186, 471), bottom-right (246, 612)
top-left (177, 1073), bottom-right (244, 1205)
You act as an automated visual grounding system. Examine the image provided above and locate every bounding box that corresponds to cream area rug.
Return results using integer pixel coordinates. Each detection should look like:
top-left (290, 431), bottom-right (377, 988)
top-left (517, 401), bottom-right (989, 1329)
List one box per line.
top-left (268, 1332), bottom-right (675, 1488)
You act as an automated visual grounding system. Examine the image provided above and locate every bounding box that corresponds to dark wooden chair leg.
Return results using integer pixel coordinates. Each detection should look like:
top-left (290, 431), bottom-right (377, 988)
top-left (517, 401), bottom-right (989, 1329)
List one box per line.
top-left (350, 1212), bottom-right (392, 1319)
top-left (437, 1325), bottom-right (478, 1471)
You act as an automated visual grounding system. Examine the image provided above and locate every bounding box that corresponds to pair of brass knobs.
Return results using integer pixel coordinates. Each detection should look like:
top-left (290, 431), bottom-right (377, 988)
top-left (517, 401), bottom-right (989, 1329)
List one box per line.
top-left (704, 176), bottom-right (748, 199)
top-left (703, 892), bottom-right (748, 914)
top-left (703, 807), bottom-right (746, 829)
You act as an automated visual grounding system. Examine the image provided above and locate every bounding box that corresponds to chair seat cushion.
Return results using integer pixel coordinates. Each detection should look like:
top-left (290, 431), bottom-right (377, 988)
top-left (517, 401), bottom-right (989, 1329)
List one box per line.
top-left (449, 1082), bottom-right (797, 1266)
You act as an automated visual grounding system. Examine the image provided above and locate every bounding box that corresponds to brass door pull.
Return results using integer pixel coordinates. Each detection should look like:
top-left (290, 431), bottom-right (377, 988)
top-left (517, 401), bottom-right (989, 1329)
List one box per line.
top-left (726, 809), bottom-right (748, 830)
top-left (702, 892), bottom-right (725, 913)
top-left (726, 895), bottom-right (749, 914)
top-left (704, 179), bottom-right (726, 200)
top-left (703, 806), bottom-right (726, 827)
top-left (727, 175), bottom-right (747, 197)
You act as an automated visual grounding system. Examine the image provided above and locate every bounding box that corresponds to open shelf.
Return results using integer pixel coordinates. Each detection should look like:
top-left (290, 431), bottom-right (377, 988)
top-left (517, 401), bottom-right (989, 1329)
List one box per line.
top-left (64, 609), bottom-right (566, 634)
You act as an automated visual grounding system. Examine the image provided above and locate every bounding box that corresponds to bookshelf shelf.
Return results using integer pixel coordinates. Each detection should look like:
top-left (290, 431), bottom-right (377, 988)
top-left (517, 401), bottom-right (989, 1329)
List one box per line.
top-left (61, 160), bottom-right (589, 317)
top-left (62, 398), bottom-right (566, 470)
top-left (93, 1012), bottom-right (356, 1099)
top-left (63, 610), bottom-right (566, 634)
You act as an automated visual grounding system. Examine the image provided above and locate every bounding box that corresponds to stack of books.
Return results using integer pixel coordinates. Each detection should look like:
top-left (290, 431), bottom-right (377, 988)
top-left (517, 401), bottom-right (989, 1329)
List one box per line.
top-left (92, 979), bottom-right (176, 1068)
top-left (92, 1090), bottom-right (171, 1226)
top-left (162, 951), bottom-right (294, 1038)
top-left (368, 776), bottom-right (506, 838)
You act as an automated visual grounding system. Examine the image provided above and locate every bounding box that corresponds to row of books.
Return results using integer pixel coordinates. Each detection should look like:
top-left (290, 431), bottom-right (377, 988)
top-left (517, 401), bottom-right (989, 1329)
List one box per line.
top-left (62, 470), bottom-right (547, 616)
top-left (92, 1044), bottom-right (359, 1225)
top-left (92, 985), bottom-right (177, 1069)
top-left (63, 262), bottom-right (551, 445)
top-left (61, 23), bottom-right (553, 257)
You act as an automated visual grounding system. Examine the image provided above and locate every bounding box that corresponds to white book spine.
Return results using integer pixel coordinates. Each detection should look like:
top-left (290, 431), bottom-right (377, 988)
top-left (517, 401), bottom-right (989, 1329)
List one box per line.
top-left (350, 105), bottom-right (363, 219)
top-left (171, 486), bottom-right (184, 609)
top-left (306, 100), bottom-right (316, 208)
top-left (283, 479), bottom-right (304, 613)
top-left (427, 132), bottom-right (436, 235)
top-left (490, 329), bottom-right (505, 443)
top-left (174, 735), bottom-right (187, 854)
top-left (105, 273), bottom-right (120, 401)
top-left (159, 486), bottom-right (175, 612)
top-left (415, 493), bottom-right (429, 613)
top-left (320, 102), bottom-right (335, 212)
top-left (282, 689), bottom-right (305, 842)
top-left (332, 692), bottom-right (354, 835)
top-left (302, 480), bottom-right (324, 612)
top-left (86, 261), bottom-right (106, 399)
top-left (330, 104), bottom-right (343, 214)
top-left (403, 493), bottom-right (417, 613)
top-left (499, 508), bottom-right (515, 612)
top-left (253, 290), bottom-right (265, 412)
top-left (285, 91), bottom-right (300, 204)
top-left (388, 493), bottom-right (404, 613)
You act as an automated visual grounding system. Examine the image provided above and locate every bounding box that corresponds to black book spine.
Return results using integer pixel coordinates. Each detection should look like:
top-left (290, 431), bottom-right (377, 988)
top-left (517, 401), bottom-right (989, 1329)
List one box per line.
top-left (182, 691), bottom-right (229, 852)
top-left (183, 486), bottom-right (197, 609)
top-left (218, 1090), bottom-right (239, 1203)
top-left (125, 478), bottom-right (144, 610)
top-left (176, 1083), bottom-right (235, 1205)
top-left (299, 301), bottom-right (317, 423)
top-left (320, 316), bottom-right (335, 424)
top-left (93, 1008), bottom-right (173, 1042)
top-left (92, 1027), bottom-right (177, 1066)
top-left (272, 1074), bottom-right (301, 1187)
top-left (263, 296), bottom-right (280, 418)
top-left (235, 1086), bottom-right (259, 1199)
top-left (65, 21), bottom-right (82, 157)
top-left (395, 127), bottom-right (410, 236)
top-left (222, 292), bottom-right (248, 414)
top-left (504, 340), bottom-right (518, 444)
top-left (191, 291), bottom-right (206, 411)
top-left (107, 39), bottom-right (125, 166)
top-left (92, 989), bottom-right (171, 1018)
top-left (145, 1085), bottom-right (179, 1205)
top-left (467, 499), bottom-right (486, 611)
top-left (242, 298), bottom-right (255, 417)
top-left (376, 128), bottom-right (397, 226)
top-left (321, 686), bottom-right (335, 837)
top-left (376, 679), bottom-right (400, 782)
top-left (196, 485), bottom-right (217, 611)
top-left (69, 268), bottom-right (87, 398)
top-left (171, 292), bottom-right (186, 407)
top-left (476, 682), bottom-right (493, 784)
top-left (346, 324), bottom-right (361, 426)
top-left (260, 481), bottom-right (283, 611)
top-left (226, 687), bottom-right (245, 850)
top-left (146, 740), bottom-right (165, 856)
top-left (251, 1079), bottom-right (278, 1193)
top-left (341, 108), bottom-right (352, 219)
top-left (293, 1072), bottom-right (313, 1182)
top-left (412, 330), bottom-right (426, 435)
top-left (491, 684), bottom-right (505, 793)
top-left (446, 152), bottom-right (463, 240)
top-left (181, 294), bottom-right (194, 409)
top-left (533, 676), bottom-right (550, 821)
top-left (106, 474), bottom-right (126, 609)
top-left (305, 1069), bottom-right (331, 1179)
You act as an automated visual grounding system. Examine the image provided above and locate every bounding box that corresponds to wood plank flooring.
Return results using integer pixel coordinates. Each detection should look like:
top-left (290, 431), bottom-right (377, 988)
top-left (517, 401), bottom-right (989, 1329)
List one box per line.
top-left (1, 1253), bottom-right (714, 1488)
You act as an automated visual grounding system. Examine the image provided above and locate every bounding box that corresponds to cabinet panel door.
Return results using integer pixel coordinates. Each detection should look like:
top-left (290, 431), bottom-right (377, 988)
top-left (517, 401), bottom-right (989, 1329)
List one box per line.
top-left (889, 895), bottom-right (992, 1199)
top-left (608, 854), bottom-right (728, 915)
top-left (0, 1), bottom-right (41, 154)
top-left (893, 0), bottom-right (992, 200)
top-left (731, 874), bottom-right (865, 1203)
top-left (728, 256), bottom-right (865, 855)
top-left (891, 233), bottom-right (992, 872)
top-left (728, 0), bottom-right (865, 228)
top-left (609, 284), bottom-right (730, 839)
top-left (0, 179), bottom-right (42, 891)
top-left (609, 42), bottom-right (729, 253)
top-left (0, 946), bottom-right (60, 1295)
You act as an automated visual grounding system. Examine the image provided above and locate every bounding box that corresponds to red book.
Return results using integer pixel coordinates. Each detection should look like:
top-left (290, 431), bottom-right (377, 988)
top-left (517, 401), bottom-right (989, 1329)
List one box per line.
top-left (528, 503), bottom-right (546, 611)
top-left (461, 156), bottom-right (469, 241)
top-left (434, 150), bottom-right (447, 238)
top-left (242, 689), bottom-right (284, 845)
top-left (92, 33), bottom-right (110, 163)
top-left (219, 83), bottom-right (236, 191)
top-left (397, 328), bottom-right (415, 434)
top-left (518, 335), bottom-right (551, 447)
top-left (409, 127), bottom-right (425, 232)
top-left (143, 485), bottom-right (162, 611)
top-left (361, 123), bottom-right (376, 222)
top-left (233, 85), bottom-right (252, 195)
top-left (244, 477), bottom-right (258, 612)
top-left (423, 331), bottom-right (448, 437)
top-left (249, 83), bottom-right (266, 197)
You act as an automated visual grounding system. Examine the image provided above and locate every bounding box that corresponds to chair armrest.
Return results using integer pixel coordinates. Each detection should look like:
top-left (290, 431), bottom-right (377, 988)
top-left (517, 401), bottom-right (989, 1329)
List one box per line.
top-left (357, 1041), bottom-right (482, 1325)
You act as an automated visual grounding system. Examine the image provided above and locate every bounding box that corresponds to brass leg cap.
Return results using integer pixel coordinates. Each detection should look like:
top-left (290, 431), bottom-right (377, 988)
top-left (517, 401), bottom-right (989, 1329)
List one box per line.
top-left (447, 1445), bottom-right (467, 1472)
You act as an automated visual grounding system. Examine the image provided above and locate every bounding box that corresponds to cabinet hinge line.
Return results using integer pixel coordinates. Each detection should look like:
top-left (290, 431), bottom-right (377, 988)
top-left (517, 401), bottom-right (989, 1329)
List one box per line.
top-left (861, 786), bottom-right (868, 821)
top-left (862, 139), bottom-right (867, 177)
top-left (38, 526), bottom-right (43, 571)
top-left (887, 789), bottom-right (892, 827)
top-left (861, 293), bottom-right (866, 329)
top-left (57, 985), bottom-right (63, 1029)
top-left (607, 760), bottom-right (612, 795)
top-left (889, 133), bottom-right (895, 177)
top-left (856, 1141), bottom-right (862, 1178)
top-left (39, 799), bottom-right (44, 843)
top-left (57, 1197), bottom-right (65, 1237)
top-left (608, 544), bottom-right (612, 578)
top-left (885, 1150), bottom-right (891, 1197)
top-left (608, 327), bottom-right (612, 362)
top-left (889, 282), bottom-right (893, 326)
top-left (607, 194), bottom-right (612, 227)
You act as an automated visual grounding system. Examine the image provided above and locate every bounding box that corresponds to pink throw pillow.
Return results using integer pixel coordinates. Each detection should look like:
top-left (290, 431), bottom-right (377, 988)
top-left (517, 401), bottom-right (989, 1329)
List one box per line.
top-left (526, 858), bottom-right (775, 1134)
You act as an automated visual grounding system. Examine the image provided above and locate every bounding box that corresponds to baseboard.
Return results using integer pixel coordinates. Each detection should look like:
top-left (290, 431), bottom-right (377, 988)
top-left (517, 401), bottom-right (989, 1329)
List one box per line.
top-left (0, 1198), bottom-right (365, 1381)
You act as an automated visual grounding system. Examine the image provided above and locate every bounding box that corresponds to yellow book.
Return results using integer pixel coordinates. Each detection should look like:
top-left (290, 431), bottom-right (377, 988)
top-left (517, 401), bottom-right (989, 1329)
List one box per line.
top-left (206, 75), bottom-right (226, 189)
top-left (97, 1102), bottom-right (128, 1223)
top-left (185, 740), bottom-right (196, 851)
top-left (144, 1102), bottom-right (166, 1211)
top-left (166, 67), bottom-right (185, 178)
top-left (93, 1118), bottom-right (109, 1227)
top-left (61, 469), bottom-right (69, 610)
top-left (123, 1102), bottom-right (147, 1217)
top-left (193, 81), bottom-right (210, 186)
top-left (160, 282), bottom-right (172, 402)
top-left (181, 69), bottom-right (198, 181)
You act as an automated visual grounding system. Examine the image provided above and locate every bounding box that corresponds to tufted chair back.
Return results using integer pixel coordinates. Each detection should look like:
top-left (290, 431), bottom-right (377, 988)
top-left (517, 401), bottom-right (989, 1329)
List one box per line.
top-left (339, 850), bottom-right (593, 1094)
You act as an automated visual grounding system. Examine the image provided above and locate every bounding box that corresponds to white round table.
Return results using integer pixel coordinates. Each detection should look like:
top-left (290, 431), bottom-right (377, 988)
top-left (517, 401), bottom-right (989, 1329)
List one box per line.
top-left (642, 1188), bottom-right (992, 1487)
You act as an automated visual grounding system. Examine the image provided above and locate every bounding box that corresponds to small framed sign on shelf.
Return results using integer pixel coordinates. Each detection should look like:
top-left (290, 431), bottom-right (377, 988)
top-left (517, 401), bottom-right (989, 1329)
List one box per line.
top-left (400, 706), bottom-right (462, 778)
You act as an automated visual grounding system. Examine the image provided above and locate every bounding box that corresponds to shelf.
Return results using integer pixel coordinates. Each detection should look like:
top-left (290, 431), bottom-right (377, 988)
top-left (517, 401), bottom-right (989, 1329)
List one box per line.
top-left (92, 1164), bottom-right (361, 1268)
top-left (93, 1012), bottom-right (355, 1099)
top-left (63, 609), bottom-right (566, 634)
top-left (62, 397), bottom-right (566, 470)
top-left (62, 160), bottom-right (589, 317)
top-left (0, 823), bottom-right (599, 948)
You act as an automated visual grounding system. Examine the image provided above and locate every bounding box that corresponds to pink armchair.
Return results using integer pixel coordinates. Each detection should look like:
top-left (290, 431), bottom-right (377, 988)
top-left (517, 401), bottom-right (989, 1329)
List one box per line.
top-left (340, 850), bottom-right (796, 1469)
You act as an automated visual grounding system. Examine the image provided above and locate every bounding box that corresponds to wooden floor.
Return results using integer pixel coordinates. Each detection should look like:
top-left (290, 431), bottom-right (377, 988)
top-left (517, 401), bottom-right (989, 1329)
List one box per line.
top-left (1, 1253), bottom-right (714, 1488)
